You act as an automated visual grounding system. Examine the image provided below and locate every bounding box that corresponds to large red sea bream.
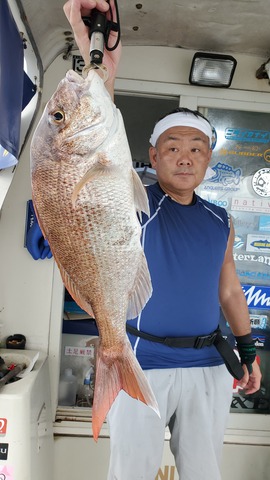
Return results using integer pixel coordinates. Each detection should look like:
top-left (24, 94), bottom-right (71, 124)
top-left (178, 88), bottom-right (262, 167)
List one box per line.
top-left (30, 68), bottom-right (159, 440)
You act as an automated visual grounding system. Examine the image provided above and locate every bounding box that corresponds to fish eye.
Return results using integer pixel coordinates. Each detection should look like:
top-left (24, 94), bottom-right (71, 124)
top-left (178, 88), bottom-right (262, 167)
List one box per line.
top-left (51, 110), bottom-right (65, 123)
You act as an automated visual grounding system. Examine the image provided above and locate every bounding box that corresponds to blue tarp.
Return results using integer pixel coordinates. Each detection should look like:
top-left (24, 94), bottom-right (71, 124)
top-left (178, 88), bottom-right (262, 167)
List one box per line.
top-left (0, 0), bottom-right (36, 169)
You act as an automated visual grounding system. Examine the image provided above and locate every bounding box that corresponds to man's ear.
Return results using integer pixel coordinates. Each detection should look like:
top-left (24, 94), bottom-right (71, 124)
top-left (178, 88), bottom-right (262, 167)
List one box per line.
top-left (207, 149), bottom-right (213, 166)
top-left (149, 146), bottom-right (157, 169)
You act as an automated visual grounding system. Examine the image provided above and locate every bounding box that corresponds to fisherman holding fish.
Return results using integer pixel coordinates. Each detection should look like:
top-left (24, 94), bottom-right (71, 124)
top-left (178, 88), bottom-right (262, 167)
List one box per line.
top-left (37, 1), bottom-right (261, 479)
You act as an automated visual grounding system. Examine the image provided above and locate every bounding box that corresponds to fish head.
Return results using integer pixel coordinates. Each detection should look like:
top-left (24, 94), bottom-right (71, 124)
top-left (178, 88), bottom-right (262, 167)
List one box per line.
top-left (31, 69), bottom-right (115, 167)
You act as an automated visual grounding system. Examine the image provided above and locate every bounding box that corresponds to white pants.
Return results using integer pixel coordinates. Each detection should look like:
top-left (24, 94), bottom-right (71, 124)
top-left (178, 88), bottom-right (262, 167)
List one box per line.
top-left (107, 365), bottom-right (233, 480)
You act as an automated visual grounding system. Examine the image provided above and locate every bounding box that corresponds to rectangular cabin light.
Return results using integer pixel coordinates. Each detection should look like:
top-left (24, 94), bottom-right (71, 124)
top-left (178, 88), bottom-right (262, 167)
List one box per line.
top-left (189, 52), bottom-right (237, 88)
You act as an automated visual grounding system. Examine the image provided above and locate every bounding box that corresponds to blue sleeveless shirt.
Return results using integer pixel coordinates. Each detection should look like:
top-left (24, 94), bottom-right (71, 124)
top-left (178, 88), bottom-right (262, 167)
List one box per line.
top-left (127, 182), bottom-right (230, 369)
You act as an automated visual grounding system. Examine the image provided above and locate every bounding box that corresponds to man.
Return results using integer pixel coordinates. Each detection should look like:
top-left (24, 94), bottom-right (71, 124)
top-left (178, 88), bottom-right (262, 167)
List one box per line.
top-left (64, 2), bottom-right (261, 479)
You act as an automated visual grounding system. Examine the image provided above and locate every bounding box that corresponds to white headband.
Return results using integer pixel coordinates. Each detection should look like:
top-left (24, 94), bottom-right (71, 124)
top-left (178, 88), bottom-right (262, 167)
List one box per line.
top-left (149, 112), bottom-right (213, 147)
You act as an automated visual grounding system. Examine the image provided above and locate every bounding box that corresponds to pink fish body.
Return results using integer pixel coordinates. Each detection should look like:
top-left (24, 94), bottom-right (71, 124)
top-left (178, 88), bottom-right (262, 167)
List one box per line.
top-left (30, 69), bottom-right (159, 440)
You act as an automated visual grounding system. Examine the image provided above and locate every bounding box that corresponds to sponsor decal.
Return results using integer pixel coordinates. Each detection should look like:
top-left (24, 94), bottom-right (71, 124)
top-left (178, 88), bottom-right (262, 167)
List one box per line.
top-left (242, 284), bottom-right (270, 309)
top-left (259, 216), bottom-right (270, 232)
top-left (231, 197), bottom-right (270, 213)
top-left (0, 465), bottom-right (14, 480)
top-left (218, 148), bottom-right (263, 159)
top-left (252, 168), bottom-right (270, 197)
top-left (155, 466), bottom-right (176, 480)
top-left (246, 234), bottom-right (270, 253)
top-left (237, 269), bottom-right (270, 281)
top-left (211, 127), bottom-right (217, 150)
top-left (225, 128), bottom-right (270, 144)
top-left (250, 314), bottom-right (268, 330)
top-left (233, 217), bottom-right (257, 230)
top-left (234, 235), bottom-right (244, 249)
top-left (205, 196), bottom-right (229, 208)
top-left (208, 162), bottom-right (241, 187)
top-left (0, 419), bottom-right (7, 435)
top-left (0, 444), bottom-right (8, 461)
top-left (253, 335), bottom-right (265, 348)
top-left (234, 252), bottom-right (270, 265)
top-left (231, 392), bottom-right (262, 407)
top-left (264, 148), bottom-right (270, 163)
top-left (202, 184), bottom-right (239, 192)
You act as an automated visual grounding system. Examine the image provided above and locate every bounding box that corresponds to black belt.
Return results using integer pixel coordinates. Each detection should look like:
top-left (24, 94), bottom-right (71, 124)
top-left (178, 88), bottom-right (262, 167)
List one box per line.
top-left (126, 324), bottom-right (244, 381)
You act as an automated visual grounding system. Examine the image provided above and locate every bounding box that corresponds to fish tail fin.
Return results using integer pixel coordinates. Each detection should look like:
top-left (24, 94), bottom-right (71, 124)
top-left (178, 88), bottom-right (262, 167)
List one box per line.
top-left (92, 341), bottom-right (160, 441)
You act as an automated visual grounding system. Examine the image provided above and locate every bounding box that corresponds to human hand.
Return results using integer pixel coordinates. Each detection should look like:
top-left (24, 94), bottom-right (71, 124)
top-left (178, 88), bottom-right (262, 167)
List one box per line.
top-left (63, 0), bottom-right (122, 90)
top-left (237, 358), bottom-right (262, 395)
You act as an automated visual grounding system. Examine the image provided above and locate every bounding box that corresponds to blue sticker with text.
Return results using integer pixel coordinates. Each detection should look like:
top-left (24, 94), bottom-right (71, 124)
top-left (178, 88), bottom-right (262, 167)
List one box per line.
top-left (242, 284), bottom-right (270, 310)
top-left (225, 128), bottom-right (270, 144)
top-left (237, 269), bottom-right (270, 281)
top-left (259, 216), bottom-right (270, 232)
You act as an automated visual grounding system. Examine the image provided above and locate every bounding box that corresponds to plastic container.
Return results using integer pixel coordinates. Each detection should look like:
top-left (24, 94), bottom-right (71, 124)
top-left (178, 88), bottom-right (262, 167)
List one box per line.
top-left (58, 368), bottom-right (77, 406)
top-left (77, 366), bottom-right (94, 407)
top-left (6, 334), bottom-right (26, 349)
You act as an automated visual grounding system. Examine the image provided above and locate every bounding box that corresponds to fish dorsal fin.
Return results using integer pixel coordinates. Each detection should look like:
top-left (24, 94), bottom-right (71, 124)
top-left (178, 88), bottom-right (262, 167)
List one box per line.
top-left (72, 153), bottom-right (113, 207)
top-left (126, 252), bottom-right (152, 320)
top-left (132, 168), bottom-right (150, 219)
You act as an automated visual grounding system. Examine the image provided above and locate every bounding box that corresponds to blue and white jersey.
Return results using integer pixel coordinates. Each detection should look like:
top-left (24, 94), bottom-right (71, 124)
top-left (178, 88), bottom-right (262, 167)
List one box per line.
top-left (127, 182), bottom-right (230, 369)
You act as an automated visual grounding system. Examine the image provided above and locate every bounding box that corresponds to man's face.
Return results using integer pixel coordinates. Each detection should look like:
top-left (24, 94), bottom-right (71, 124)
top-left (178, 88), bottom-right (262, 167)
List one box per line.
top-left (149, 126), bottom-right (212, 201)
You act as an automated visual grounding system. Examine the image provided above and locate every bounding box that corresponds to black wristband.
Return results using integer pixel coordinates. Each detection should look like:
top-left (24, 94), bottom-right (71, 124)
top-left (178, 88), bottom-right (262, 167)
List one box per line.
top-left (235, 333), bottom-right (256, 374)
top-left (235, 333), bottom-right (253, 345)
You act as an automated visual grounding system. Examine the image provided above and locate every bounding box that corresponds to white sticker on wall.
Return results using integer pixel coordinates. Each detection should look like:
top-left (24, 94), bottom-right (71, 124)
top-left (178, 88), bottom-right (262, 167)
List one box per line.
top-left (246, 234), bottom-right (270, 253)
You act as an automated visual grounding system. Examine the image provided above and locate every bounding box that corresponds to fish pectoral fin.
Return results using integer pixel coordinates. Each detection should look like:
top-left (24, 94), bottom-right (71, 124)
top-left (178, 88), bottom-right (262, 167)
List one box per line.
top-left (92, 341), bottom-right (160, 441)
top-left (71, 153), bottom-right (112, 207)
top-left (126, 252), bottom-right (152, 320)
top-left (132, 168), bottom-right (150, 219)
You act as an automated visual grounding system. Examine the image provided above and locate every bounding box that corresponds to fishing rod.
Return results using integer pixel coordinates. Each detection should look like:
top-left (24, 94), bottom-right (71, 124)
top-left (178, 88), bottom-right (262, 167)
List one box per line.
top-left (82, 0), bottom-right (121, 65)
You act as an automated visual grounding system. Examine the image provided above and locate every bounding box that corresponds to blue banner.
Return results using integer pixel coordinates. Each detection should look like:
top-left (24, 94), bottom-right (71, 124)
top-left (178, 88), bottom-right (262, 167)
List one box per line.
top-left (242, 284), bottom-right (270, 310)
top-left (0, 0), bottom-right (24, 168)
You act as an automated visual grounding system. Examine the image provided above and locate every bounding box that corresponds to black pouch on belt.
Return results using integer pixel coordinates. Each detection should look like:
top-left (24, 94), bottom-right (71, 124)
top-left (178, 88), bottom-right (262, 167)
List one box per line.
top-left (126, 325), bottom-right (245, 381)
top-left (213, 331), bottom-right (244, 380)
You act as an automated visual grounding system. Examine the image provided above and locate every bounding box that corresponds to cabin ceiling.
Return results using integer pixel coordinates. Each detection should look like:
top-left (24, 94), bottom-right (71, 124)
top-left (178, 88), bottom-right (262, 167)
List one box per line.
top-left (18, 0), bottom-right (270, 72)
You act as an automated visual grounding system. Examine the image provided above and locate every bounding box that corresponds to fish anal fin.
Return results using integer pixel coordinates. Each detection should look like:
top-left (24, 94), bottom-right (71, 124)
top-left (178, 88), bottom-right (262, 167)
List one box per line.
top-left (31, 199), bottom-right (48, 241)
top-left (72, 153), bottom-right (112, 207)
top-left (59, 264), bottom-right (95, 319)
top-left (132, 168), bottom-right (150, 218)
top-left (126, 252), bottom-right (152, 320)
top-left (92, 341), bottom-right (160, 441)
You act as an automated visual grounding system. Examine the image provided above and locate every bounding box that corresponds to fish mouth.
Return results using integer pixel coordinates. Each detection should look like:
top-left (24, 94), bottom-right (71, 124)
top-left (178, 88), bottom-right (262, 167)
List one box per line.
top-left (66, 69), bottom-right (85, 84)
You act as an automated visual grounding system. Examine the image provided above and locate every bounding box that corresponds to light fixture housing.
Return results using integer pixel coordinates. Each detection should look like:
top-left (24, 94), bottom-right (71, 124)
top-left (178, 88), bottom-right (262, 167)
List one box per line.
top-left (189, 52), bottom-right (237, 88)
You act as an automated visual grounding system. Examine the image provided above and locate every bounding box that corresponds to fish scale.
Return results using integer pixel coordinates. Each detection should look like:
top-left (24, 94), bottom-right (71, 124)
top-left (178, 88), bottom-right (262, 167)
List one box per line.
top-left (30, 68), bottom-right (160, 440)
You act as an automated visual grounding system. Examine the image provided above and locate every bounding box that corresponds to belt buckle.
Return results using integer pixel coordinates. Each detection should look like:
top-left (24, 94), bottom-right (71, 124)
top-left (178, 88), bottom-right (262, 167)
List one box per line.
top-left (194, 332), bottom-right (217, 349)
